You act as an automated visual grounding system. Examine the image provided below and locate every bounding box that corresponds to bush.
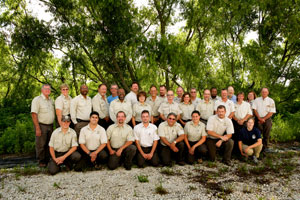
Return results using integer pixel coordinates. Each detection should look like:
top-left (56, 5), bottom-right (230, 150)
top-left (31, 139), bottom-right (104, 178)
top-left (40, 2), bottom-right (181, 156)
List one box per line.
top-left (271, 112), bottom-right (300, 142)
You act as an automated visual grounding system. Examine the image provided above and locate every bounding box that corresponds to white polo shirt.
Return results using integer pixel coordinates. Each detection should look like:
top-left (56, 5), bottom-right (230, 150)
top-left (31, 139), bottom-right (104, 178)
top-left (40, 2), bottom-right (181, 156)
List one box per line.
top-left (252, 96), bottom-right (276, 117)
top-left (70, 94), bottom-right (92, 124)
top-left (234, 101), bottom-right (253, 120)
top-left (79, 124), bottom-right (107, 151)
top-left (134, 123), bottom-right (159, 147)
top-left (214, 99), bottom-right (235, 117)
top-left (206, 115), bottom-right (234, 139)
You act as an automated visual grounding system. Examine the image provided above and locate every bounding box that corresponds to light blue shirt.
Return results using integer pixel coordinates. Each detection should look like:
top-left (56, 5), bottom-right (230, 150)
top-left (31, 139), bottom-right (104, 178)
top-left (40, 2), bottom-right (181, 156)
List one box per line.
top-left (229, 95), bottom-right (237, 104)
top-left (107, 95), bottom-right (118, 104)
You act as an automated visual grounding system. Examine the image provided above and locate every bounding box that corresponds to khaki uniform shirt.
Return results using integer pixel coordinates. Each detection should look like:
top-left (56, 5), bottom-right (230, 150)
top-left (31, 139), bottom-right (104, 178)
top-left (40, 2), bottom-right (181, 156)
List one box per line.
top-left (206, 115), bottom-right (234, 139)
top-left (146, 96), bottom-right (163, 117)
top-left (252, 97), bottom-right (276, 118)
top-left (109, 99), bottom-right (132, 123)
top-left (158, 121), bottom-right (184, 146)
top-left (179, 103), bottom-right (195, 120)
top-left (158, 101), bottom-right (182, 119)
top-left (174, 96), bottom-right (182, 104)
top-left (106, 124), bottom-right (134, 149)
top-left (79, 124), bottom-right (107, 151)
top-left (191, 97), bottom-right (201, 107)
top-left (158, 96), bottom-right (167, 102)
top-left (196, 99), bottom-right (215, 120)
top-left (234, 101), bottom-right (253, 120)
top-left (55, 94), bottom-right (72, 116)
top-left (92, 93), bottom-right (109, 119)
top-left (31, 94), bottom-right (55, 124)
top-left (125, 91), bottom-right (138, 106)
top-left (184, 121), bottom-right (207, 142)
top-left (210, 96), bottom-right (221, 103)
top-left (134, 123), bottom-right (159, 147)
top-left (70, 94), bottom-right (92, 124)
top-left (133, 102), bottom-right (152, 122)
top-left (214, 99), bottom-right (235, 117)
top-left (49, 128), bottom-right (78, 152)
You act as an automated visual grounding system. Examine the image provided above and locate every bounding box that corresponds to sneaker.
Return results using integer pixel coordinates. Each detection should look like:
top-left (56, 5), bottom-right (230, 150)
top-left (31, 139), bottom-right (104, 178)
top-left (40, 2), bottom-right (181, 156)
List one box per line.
top-left (252, 156), bottom-right (258, 164)
top-left (263, 148), bottom-right (272, 153)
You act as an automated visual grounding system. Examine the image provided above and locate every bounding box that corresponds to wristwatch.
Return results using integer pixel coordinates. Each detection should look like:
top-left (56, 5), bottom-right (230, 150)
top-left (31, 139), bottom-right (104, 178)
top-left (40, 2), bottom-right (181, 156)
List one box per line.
top-left (173, 141), bottom-right (177, 144)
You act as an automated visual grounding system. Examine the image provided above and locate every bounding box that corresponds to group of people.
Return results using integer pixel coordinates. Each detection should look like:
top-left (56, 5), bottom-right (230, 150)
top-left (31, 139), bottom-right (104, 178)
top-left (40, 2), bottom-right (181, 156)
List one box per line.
top-left (31, 82), bottom-right (276, 175)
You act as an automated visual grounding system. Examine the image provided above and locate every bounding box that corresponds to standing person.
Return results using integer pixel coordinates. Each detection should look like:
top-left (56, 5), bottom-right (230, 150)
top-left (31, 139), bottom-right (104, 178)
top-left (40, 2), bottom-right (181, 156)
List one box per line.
top-left (146, 85), bottom-right (163, 125)
top-left (252, 88), bottom-right (276, 152)
top-left (190, 88), bottom-right (201, 107)
top-left (92, 83), bottom-right (111, 129)
top-left (158, 90), bottom-right (182, 121)
top-left (77, 112), bottom-right (108, 170)
top-left (158, 85), bottom-right (167, 102)
top-left (228, 86), bottom-right (237, 103)
top-left (206, 105), bottom-right (234, 166)
top-left (70, 85), bottom-right (92, 136)
top-left (210, 87), bottom-right (220, 102)
top-left (107, 84), bottom-right (119, 104)
top-left (196, 89), bottom-right (215, 124)
top-left (184, 111), bottom-right (208, 164)
top-left (125, 82), bottom-right (139, 106)
top-left (106, 111), bottom-right (136, 170)
top-left (158, 113), bottom-right (185, 166)
top-left (134, 110), bottom-right (160, 168)
top-left (109, 88), bottom-right (132, 124)
top-left (48, 115), bottom-right (81, 175)
top-left (174, 86), bottom-right (184, 103)
top-left (214, 89), bottom-right (235, 119)
top-left (247, 91), bottom-right (256, 108)
top-left (132, 91), bottom-right (153, 126)
top-left (55, 84), bottom-right (72, 127)
top-left (178, 92), bottom-right (195, 127)
top-left (31, 84), bottom-right (55, 167)
top-left (238, 118), bottom-right (263, 163)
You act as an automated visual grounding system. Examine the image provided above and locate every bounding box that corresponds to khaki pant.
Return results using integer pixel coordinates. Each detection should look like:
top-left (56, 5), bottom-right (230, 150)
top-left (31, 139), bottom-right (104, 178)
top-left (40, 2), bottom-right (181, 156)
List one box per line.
top-left (257, 118), bottom-right (272, 148)
top-left (242, 143), bottom-right (263, 158)
top-left (35, 123), bottom-right (53, 165)
top-left (136, 147), bottom-right (159, 167)
top-left (48, 151), bottom-right (81, 175)
top-left (206, 138), bottom-right (234, 162)
top-left (107, 145), bottom-right (137, 170)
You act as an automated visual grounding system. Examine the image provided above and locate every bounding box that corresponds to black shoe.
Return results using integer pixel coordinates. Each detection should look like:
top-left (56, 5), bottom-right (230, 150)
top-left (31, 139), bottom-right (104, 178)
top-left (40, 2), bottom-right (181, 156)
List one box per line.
top-left (223, 160), bottom-right (232, 166)
top-left (177, 161), bottom-right (185, 166)
top-left (124, 164), bottom-right (132, 170)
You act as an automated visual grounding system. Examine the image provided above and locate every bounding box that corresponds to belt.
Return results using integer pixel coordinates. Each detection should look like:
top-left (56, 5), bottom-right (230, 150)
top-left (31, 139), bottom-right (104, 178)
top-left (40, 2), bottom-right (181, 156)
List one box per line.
top-left (76, 118), bottom-right (90, 123)
top-left (39, 123), bottom-right (53, 126)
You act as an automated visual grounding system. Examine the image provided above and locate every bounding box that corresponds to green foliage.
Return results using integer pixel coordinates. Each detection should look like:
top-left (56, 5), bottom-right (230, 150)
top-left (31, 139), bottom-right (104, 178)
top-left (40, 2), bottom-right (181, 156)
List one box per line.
top-left (137, 174), bottom-right (149, 183)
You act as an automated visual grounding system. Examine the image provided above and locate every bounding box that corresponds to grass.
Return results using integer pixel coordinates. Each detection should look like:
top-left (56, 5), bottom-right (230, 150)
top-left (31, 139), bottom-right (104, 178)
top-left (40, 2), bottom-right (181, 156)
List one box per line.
top-left (155, 181), bottom-right (168, 195)
top-left (237, 164), bottom-right (249, 176)
top-left (188, 185), bottom-right (197, 191)
top-left (218, 166), bottom-right (229, 173)
top-left (242, 185), bottom-right (251, 193)
top-left (137, 174), bottom-right (149, 183)
top-left (205, 161), bottom-right (217, 168)
top-left (15, 184), bottom-right (26, 193)
top-left (53, 182), bottom-right (62, 189)
top-left (160, 167), bottom-right (180, 176)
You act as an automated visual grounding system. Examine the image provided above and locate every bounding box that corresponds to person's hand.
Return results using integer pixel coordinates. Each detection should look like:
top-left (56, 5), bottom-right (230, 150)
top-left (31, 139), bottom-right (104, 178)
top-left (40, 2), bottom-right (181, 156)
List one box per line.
top-left (104, 116), bottom-right (110, 122)
top-left (109, 149), bottom-right (116, 155)
top-left (35, 127), bottom-right (42, 137)
top-left (238, 120), bottom-right (244, 126)
top-left (146, 152), bottom-right (153, 160)
top-left (258, 118), bottom-right (265, 124)
top-left (116, 148), bottom-right (123, 157)
top-left (56, 156), bottom-right (65, 164)
top-left (241, 151), bottom-right (247, 157)
top-left (216, 140), bottom-right (223, 148)
top-left (244, 147), bottom-right (250, 154)
top-left (220, 135), bottom-right (229, 142)
top-left (189, 147), bottom-right (195, 155)
top-left (170, 143), bottom-right (179, 152)
top-left (90, 152), bottom-right (97, 162)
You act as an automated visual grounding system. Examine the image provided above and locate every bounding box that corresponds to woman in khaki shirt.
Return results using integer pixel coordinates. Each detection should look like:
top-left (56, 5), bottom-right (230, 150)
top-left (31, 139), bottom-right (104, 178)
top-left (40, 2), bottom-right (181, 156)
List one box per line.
top-left (178, 92), bottom-right (195, 127)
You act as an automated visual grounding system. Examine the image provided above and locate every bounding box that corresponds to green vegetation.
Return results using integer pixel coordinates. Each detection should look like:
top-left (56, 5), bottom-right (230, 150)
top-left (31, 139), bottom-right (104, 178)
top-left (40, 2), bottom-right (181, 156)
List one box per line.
top-left (53, 182), bottom-right (62, 189)
top-left (137, 174), bottom-right (149, 183)
top-left (155, 181), bottom-right (168, 195)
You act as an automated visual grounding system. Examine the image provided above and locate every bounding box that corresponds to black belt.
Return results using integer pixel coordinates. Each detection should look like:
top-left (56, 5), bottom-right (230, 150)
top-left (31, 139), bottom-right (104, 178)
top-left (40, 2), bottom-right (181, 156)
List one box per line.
top-left (76, 118), bottom-right (89, 123)
top-left (39, 123), bottom-right (53, 126)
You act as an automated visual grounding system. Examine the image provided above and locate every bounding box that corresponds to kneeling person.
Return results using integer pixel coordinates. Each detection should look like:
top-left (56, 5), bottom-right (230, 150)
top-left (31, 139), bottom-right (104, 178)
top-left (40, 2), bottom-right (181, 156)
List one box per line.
top-left (206, 105), bottom-right (234, 165)
top-left (78, 112), bottom-right (108, 170)
top-left (238, 117), bottom-right (263, 163)
top-left (48, 116), bottom-right (81, 175)
top-left (184, 111), bottom-right (208, 164)
top-left (107, 111), bottom-right (136, 170)
top-left (158, 113), bottom-right (185, 166)
top-left (134, 110), bottom-right (160, 168)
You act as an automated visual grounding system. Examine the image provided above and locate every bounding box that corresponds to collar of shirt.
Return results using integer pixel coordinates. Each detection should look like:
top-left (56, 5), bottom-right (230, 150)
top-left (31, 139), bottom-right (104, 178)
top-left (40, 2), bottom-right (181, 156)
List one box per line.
top-left (191, 121), bottom-right (201, 127)
top-left (41, 93), bottom-right (50, 100)
top-left (87, 124), bottom-right (100, 132)
top-left (217, 116), bottom-right (225, 123)
top-left (79, 94), bottom-right (89, 100)
top-left (60, 94), bottom-right (71, 100)
top-left (116, 99), bottom-right (127, 103)
top-left (58, 127), bottom-right (72, 134)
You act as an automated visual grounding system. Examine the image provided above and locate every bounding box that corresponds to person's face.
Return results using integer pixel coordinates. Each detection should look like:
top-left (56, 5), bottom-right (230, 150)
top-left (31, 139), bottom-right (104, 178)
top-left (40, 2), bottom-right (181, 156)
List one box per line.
top-left (237, 94), bottom-right (244, 102)
top-left (247, 119), bottom-right (255, 130)
top-left (261, 88), bottom-right (269, 98)
top-left (141, 113), bottom-right (150, 123)
top-left (80, 85), bottom-right (89, 96)
top-left (190, 89), bottom-right (197, 98)
top-left (131, 83), bottom-right (139, 93)
top-left (98, 85), bottom-right (107, 96)
top-left (211, 89), bottom-right (217, 97)
top-left (183, 94), bottom-right (190, 103)
top-left (61, 87), bottom-right (69, 97)
top-left (160, 87), bottom-right (166, 96)
top-left (221, 90), bottom-right (228, 99)
top-left (61, 120), bottom-right (71, 129)
top-left (217, 108), bottom-right (226, 119)
top-left (110, 85), bottom-right (118, 96)
top-left (118, 89), bottom-right (125, 100)
top-left (228, 87), bottom-right (234, 96)
top-left (117, 113), bottom-right (126, 124)
top-left (167, 91), bottom-right (174, 101)
top-left (167, 115), bottom-right (176, 126)
top-left (150, 87), bottom-right (157, 97)
top-left (41, 86), bottom-right (51, 97)
top-left (139, 95), bottom-right (146, 103)
top-left (176, 87), bottom-right (184, 97)
top-left (90, 114), bottom-right (99, 125)
top-left (203, 90), bottom-right (211, 100)
top-left (192, 113), bottom-right (200, 123)
top-left (248, 92), bottom-right (254, 101)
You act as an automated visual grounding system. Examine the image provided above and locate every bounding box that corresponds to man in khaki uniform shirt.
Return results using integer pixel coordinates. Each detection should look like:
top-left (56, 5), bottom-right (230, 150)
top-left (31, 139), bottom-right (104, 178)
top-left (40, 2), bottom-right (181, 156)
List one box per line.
top-left (92, 84), bottom-right (111, 129)
top-left (158, 85), bottom-right (167, 102)
top-left (125, 82), bottom-right (139, 106)
top-left (77, 111), bottom-right (108, 170)
top-left (214, 89), bottom-right (235, 119)
top-left (70, 85), bottom-right (92, 136)
top-left (48, 115), bottom-right (81, 175)
top-left (206, 105), bottom-right (234, 166)
top-left (252, 88), bottom-right (276, 151)
top-left (190, 88), bottom-right (201, 107)
top-left (106, 111), bottom-right (136, 170)
top-left (158, 90), bottom-right (182, 121)
top-left (31, 84), bottom-right (55, 167)
top-left (158, 113), bottom-right (185, 166)
top-left (55, 84), bottom-right (72, 127)
top-left (146, 85), bottom-right (163, 125)
top-left (174, 86), bottom-right (184, 103)
top-left (109, 88), bottom-right (132, 124)
top-left (196, 89), bottom-right (215, 124)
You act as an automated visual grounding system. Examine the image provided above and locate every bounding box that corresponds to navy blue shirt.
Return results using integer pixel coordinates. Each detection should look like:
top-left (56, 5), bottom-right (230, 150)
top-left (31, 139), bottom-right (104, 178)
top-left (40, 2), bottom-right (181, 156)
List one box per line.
top-left (238, 127), bottom-right (261, 146)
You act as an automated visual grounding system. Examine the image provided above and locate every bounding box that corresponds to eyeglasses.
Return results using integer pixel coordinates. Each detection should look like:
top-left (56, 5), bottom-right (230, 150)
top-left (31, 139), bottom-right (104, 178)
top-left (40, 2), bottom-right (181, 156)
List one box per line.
top-left (168, 118), bottom-right (176, 120)
top-left (167, 94), bottom-right (174, 96)
top-left (62, 88), bottom-right (69, 91)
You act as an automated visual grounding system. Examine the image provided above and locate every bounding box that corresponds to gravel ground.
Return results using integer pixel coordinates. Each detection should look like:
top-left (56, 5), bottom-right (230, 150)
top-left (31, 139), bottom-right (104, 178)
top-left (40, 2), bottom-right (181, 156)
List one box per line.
top-left (1, 151), bottom-right (300, 200)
